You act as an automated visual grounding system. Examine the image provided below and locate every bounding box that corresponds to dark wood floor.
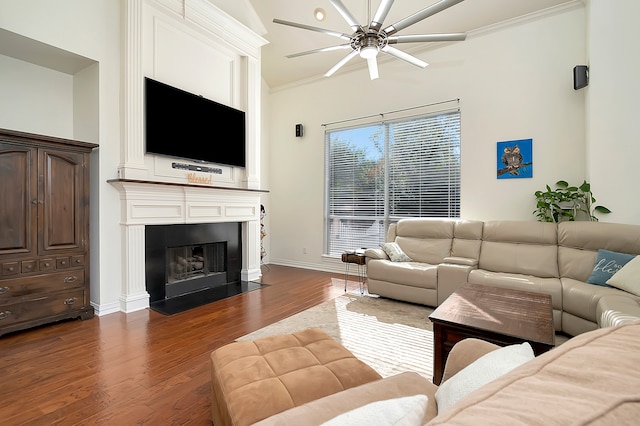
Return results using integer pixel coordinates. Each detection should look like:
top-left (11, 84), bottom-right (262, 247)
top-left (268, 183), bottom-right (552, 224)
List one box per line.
top-left (0, 265), bottom-right (354, 425)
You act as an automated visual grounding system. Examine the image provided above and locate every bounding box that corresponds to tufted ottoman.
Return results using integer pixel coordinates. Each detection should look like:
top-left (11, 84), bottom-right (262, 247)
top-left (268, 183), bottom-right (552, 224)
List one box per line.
top-left (210, 328), bottom-right (382, 426)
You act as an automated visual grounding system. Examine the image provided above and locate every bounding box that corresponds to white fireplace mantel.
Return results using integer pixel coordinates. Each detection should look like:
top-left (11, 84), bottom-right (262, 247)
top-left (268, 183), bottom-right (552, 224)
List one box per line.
top-left (109, 179), bottom-right (266, 313)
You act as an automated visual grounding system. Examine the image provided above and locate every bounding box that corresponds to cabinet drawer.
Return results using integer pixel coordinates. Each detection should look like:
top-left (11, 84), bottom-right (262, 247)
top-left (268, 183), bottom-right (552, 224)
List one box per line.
top-left (0, 288), bottom-right (85, 327)
top-left (39, 258), bottom-right (55, 271)
top-left (0, 270), bottom-right (85, 300)
top-left (21, 260), bottom-right (37, 274)
top-left (56, 257), bottom-right (70, 269)
top-left (70, 255), bottom-right (85, 267)
top-left (2, 262), bottom-right (19, 278)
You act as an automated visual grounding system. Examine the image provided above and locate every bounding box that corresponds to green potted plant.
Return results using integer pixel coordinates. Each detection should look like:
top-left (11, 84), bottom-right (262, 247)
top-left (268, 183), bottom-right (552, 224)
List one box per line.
top-left (533, 180), bottom-right (611, 222)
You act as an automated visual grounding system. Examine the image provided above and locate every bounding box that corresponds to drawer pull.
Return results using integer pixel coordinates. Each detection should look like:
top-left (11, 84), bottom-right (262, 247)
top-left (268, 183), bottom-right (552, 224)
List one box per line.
top-left (0, 311), bottom-right (11, 320)
top-left (64, 276), bottom-right (78, 283)
top-left (60, 261), bottom-right (67, 265)
top-left (75, 259), bottom-right (81, 263)
top-left (8, 267), bottom-right (14, 272)
top-left (44, 262), bottom-right (50, 267)
top-left (0, 286), bottom-right (8, 295)
top-left (64, 298), bottom-right (77, 305)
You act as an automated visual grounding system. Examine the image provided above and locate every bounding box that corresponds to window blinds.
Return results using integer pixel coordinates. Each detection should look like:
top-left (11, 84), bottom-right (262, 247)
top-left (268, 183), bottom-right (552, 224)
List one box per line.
top-left (326, 110), bottom-right (460, 256)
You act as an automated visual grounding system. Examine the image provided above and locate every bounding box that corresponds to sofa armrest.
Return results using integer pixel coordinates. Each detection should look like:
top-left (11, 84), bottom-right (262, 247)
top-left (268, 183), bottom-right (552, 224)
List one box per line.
top-left (365, 248), bottom-right (388, 260)
top-left (253, 372), bottom-right (437, 426)
top-left (597, 295), bottom-right (640, 328)
top-left (443, 256), bottom-right (478, 267)
top-left (437, 263), bottom-right (476, 305)
top-left (441, 338), bottom-right (500, 384)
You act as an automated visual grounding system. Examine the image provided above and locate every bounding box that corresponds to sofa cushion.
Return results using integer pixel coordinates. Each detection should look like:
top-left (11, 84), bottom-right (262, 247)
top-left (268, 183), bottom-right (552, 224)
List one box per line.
top-left (479, 221), bottom-right (559, 278)
top-left (435, 342), bottom-right (534, 413)
top-left (586, 249), bottom-right (636, 286)
top-left (392, 219), bottom-right (455, 264)
top-left (561, 278), bottom-right (631, 329)
top-left (427, 324), bottom-right (640, 425)
top-left (320, 394), bottom-right (427, 426)
top-left (380, 242), bottom-right (413, 262)
top-left (606, 255), bottom-right (640, 296)
top-left (367, 260), bottom-right (438, 289)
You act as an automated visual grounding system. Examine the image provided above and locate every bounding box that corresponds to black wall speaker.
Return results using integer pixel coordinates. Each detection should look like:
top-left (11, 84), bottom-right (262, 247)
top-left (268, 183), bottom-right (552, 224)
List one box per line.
top-left (295, 123), bottom-right (304, 137)
top-left (573, 65), bottom-right (589, 90)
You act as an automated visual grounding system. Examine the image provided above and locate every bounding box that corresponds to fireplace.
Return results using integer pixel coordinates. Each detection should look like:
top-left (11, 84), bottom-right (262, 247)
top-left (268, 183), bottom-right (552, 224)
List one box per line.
top-left (145, 222), bottom-right (241, 306)
top-left (108, 179), bottom-right (264, 315)
top-left (166, 241), bottom-right (228, 297)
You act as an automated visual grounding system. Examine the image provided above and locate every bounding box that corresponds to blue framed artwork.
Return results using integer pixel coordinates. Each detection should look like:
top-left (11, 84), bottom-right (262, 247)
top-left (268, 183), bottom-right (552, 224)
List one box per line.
top-left (497, 138), bottom-right (532, 179)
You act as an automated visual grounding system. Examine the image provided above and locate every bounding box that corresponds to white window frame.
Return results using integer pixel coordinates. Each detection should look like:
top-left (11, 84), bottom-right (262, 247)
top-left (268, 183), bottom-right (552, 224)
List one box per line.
top-left (324, 110), bottom-right (461, 256)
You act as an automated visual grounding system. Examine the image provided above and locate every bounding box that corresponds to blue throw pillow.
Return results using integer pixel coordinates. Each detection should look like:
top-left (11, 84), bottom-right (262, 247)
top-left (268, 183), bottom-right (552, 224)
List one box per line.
top-left (586, 249), bottom-right (636, 286)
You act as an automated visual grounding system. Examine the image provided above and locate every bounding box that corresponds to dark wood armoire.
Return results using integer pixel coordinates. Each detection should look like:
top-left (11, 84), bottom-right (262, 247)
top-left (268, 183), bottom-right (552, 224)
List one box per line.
top-left (0, 128), bottom-right (97, 336)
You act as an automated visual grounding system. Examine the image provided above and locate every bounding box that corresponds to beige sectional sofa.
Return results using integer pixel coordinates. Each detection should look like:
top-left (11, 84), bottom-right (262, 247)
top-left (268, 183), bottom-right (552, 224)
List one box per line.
top-left (255, 324), bottom-right (640, 425)
top-left (366, 218), bottom-right (640, 336)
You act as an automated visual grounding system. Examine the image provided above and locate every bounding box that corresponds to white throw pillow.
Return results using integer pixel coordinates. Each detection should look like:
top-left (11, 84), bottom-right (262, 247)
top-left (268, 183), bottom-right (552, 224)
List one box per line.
top-left (435, 342), bottom-right (534, 413)
top-left (606, 255), bottom-right (640, 296)
top-left (380, 242), bottom-right (413, 262)
top-left (320, 394), bottom-right (427, 426)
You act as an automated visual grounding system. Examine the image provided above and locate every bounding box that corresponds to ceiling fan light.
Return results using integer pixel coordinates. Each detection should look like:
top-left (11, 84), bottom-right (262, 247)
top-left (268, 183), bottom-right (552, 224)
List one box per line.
top-left (359, 46), bottom-right (378, 59)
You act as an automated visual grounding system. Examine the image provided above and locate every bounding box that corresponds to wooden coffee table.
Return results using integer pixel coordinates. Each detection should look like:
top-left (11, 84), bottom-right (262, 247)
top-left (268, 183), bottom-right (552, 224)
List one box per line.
top-left (429, 283), bottom-right (555, 385)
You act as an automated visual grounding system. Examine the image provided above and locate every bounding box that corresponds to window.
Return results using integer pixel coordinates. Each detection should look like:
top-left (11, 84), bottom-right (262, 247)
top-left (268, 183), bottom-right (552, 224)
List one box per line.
top-left (325, 110), bottom-right (461, 256)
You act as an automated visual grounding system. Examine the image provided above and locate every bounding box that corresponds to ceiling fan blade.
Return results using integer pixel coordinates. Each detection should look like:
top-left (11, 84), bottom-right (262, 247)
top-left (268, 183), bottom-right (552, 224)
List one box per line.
top-left (273, 18), bottom-right (351, 41)
top-left (388, 33), bottom-right (467, 44)
top-left (384, 0), bottom-right (465, 36)
top-left (329, 0), bottom-right (362, 32)
top-left (366, 57), bottom-right (379, 80)
top-left (286, 44), bottom-right (353, 58)
top-left (325, 50), bottom-right (359, 77)
top-left (381, 45), bottom-right (428, 68)
top-left (369, 0), bottom-right (394, 32)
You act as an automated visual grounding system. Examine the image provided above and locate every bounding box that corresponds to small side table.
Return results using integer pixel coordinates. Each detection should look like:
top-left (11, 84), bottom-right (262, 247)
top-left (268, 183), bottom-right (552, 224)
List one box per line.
top-left (341, 250), bottom-right (367, 294)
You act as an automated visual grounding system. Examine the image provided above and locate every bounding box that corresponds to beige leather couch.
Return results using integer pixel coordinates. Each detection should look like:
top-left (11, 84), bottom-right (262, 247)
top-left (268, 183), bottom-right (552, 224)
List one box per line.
top-left (255, 324), bottom-right (640, 425)
top-left (365, 219), bottom-right (640, 336)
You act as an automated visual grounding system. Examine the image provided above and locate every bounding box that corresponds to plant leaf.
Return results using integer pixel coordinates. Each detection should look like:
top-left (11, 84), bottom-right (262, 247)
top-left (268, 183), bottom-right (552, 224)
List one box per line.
top-left (594, 206), bottom-right (612, 214)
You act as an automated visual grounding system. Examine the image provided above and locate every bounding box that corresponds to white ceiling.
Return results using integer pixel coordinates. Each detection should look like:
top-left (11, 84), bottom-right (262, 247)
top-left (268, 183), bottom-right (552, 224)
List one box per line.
top-left (246, 0), bottom-right (575, 89)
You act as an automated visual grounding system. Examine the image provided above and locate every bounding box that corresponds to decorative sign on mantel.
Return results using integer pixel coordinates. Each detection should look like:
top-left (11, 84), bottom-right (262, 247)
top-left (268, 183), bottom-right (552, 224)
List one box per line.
top-left (187, 172), bottom-right (213, 185)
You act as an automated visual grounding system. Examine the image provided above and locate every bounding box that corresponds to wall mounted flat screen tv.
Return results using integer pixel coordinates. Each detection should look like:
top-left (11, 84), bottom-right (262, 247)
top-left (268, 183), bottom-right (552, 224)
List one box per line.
top-left (145, 77), bottom-right (246, 167)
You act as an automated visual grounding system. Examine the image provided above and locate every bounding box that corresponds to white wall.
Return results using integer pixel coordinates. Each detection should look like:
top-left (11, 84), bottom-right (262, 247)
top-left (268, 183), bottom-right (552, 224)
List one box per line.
top-left (586, 0), bottom-right (640, 224)
top-left (0, 55), bottom-right (74, 137)
top-left (264, 4), bottom-right (591, 273)
top-left (0, 0), bottom-right (124, 311)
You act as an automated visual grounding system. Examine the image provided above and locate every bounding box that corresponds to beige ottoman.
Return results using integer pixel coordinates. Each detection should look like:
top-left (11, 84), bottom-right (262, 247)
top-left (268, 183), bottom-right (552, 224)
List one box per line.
top-left (210, 328), bottom-right (382, 426)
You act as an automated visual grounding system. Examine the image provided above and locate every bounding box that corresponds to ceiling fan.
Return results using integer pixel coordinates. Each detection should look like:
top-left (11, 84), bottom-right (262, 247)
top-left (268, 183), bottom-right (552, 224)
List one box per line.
top-left (273, 0), bottom-right (467, 80)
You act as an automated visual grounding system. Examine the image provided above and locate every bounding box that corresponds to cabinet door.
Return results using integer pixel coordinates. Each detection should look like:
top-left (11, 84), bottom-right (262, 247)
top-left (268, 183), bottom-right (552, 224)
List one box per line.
top-left (38, 148), bottom-right (86, 254)
top-left (0, 143), bottom-right (37, 257)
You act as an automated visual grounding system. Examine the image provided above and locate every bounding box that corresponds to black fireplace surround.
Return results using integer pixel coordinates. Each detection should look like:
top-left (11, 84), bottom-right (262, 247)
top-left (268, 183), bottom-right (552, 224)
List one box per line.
top-left (145, 222), bottom-right (242, 311)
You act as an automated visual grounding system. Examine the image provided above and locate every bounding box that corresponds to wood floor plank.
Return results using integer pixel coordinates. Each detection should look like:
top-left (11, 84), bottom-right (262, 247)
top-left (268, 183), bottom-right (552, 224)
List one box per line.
top-left (0, 265), bottom-right (355, 425)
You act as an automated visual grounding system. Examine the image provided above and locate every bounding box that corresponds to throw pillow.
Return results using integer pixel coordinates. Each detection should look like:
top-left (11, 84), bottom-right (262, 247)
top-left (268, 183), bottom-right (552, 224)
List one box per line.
top-left (435, 342), bottom-right (534, 413)
top-left (320, 394), bottom-right (427, 426)
top-left (606, 255), bottom-right (640, 296)
top-left (586, 249), bottom-right (636, 286)
top-left (380, 242), bottom-right (413, 262)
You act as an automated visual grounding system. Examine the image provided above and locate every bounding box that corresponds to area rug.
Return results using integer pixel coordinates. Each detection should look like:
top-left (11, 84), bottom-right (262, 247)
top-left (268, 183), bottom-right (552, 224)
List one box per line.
top-left (237, 293), bottom-right (435, 379)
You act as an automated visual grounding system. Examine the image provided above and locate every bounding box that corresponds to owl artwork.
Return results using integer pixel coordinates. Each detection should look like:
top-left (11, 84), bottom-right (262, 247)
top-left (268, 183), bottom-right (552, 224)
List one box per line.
top-left (501, 145), bottom-right (522, 175)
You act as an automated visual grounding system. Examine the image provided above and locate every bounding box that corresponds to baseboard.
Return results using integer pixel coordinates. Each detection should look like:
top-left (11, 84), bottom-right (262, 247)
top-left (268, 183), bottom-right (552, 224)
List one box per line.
top-left (91, 300), bottom-right (121, 316)
top-left (267, 257), bottom-right (355, 276)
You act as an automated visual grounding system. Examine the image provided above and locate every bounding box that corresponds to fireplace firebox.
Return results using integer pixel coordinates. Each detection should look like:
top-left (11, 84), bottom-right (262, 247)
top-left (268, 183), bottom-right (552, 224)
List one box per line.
top-left (145, 222), bottom-right (242, 308)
